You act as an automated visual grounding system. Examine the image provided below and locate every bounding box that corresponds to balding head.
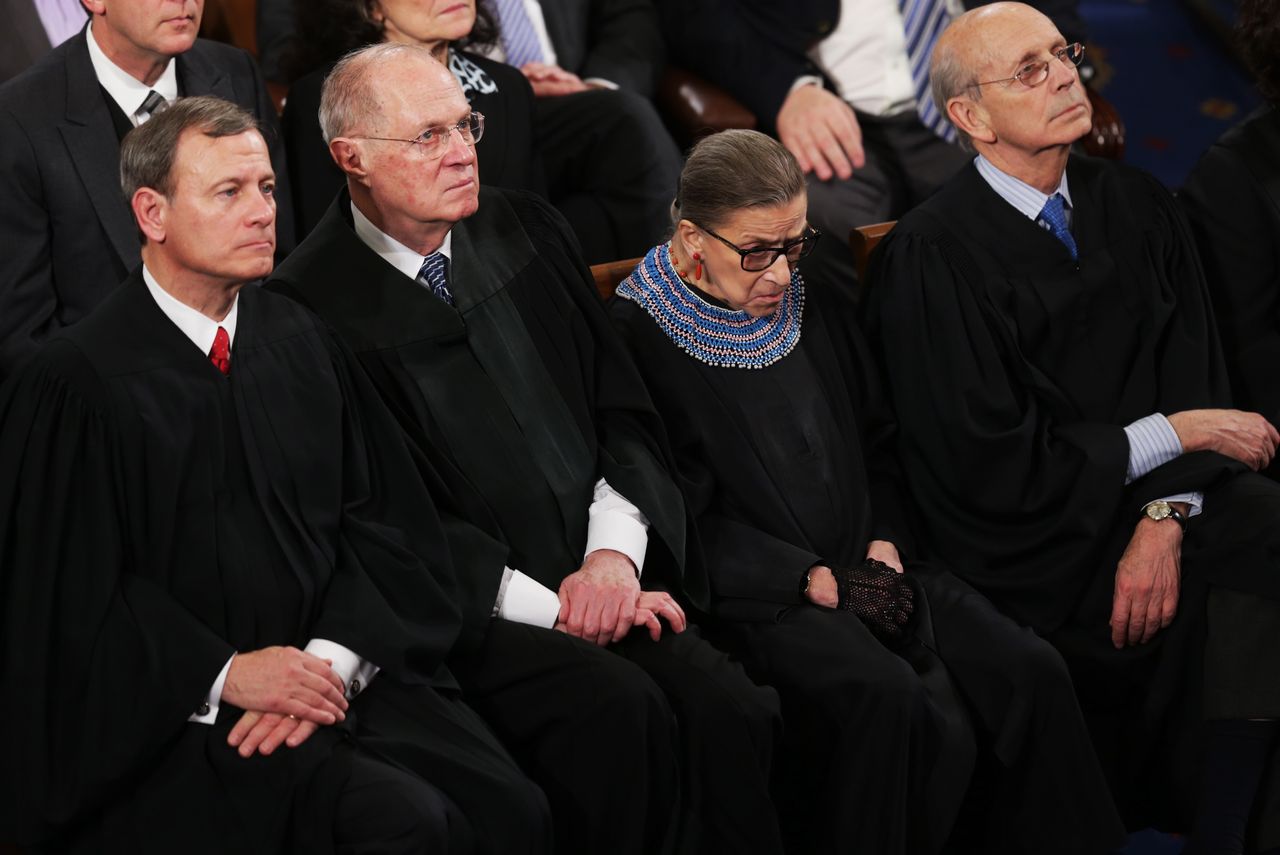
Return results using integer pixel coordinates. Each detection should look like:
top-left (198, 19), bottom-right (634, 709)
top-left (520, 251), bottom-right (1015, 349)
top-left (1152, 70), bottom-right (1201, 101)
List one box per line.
top-left (320, 42), bottom-right (453, 142)
top-left (928, 2), bottom-right (1091, 183)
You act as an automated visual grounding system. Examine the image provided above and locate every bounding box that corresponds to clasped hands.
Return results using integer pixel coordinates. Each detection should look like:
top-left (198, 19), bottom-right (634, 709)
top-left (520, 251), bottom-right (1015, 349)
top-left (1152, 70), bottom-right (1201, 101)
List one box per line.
top-left (555, 548), bottom-right (686, 646)
top-left (221, 646), bottom-right (348, 759)
top-left (1110, 408), bottom-right (1279, 649)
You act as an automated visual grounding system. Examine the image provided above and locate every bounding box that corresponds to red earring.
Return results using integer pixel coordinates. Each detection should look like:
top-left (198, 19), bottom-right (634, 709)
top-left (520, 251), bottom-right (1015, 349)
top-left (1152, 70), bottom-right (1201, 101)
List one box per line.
top-left (693, 252), bottom-right (703, 282)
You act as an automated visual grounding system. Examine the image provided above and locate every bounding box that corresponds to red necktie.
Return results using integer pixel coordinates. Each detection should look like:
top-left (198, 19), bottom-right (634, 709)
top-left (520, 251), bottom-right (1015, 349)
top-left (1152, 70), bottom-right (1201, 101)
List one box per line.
top-left (209, 326), bottom-right (231, 375)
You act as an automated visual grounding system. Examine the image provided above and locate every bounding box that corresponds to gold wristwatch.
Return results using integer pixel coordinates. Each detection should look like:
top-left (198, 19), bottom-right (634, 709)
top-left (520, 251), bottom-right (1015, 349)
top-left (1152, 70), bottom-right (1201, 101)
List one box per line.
top-left (1143, 500), bottom-right (1187, 531)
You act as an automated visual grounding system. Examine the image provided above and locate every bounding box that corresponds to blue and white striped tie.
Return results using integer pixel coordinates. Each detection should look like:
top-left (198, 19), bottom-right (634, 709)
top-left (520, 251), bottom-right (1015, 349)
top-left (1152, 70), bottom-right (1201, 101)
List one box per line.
top-left (491, 0), bottom-right (546, 68)
top-left (900, 0), bottom-right (956, 143)
top-left (417, 252), bottom-right (455, 306)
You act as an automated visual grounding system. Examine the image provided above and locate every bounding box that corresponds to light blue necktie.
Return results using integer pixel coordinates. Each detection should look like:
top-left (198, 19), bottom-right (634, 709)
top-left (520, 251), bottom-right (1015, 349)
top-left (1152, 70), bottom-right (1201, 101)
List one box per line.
top-left (417, 252), bottom-right (455, 306)
top-left (1038, 193), bottom-right (1078, 259)
top-left (900, 0), bottom-right (956, 142)
top-left (490, 0), bottom-right (546, 68)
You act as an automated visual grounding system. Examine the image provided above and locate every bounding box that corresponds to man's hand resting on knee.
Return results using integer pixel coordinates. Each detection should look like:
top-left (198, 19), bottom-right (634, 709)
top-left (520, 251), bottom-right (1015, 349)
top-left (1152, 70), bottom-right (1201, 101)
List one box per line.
top-left (1110, 518), bottom-right (1183, 648)
top-left (776, 83), bottom-right (865, 182)
top-left (557, 549), bottom-right (686, 645)
top-left (221, 646), bottom-right (349, 757)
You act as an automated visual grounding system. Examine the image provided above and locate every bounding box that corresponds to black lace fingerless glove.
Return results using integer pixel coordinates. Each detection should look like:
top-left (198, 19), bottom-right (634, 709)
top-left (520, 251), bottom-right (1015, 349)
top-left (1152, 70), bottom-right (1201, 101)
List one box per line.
top-left (835, 558), bottom-right (916, 642)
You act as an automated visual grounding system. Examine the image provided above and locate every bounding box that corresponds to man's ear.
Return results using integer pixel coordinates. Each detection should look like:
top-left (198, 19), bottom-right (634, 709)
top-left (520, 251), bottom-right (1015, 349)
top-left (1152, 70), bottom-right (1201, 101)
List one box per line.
top-left (81, 0), bottom-right (105, 17)
top-left (132, 187), bottom-right (167, 244)
top-left (329, 139), bottom-right (371, 185)
top-left (948, 95), bottom-right (995, 145)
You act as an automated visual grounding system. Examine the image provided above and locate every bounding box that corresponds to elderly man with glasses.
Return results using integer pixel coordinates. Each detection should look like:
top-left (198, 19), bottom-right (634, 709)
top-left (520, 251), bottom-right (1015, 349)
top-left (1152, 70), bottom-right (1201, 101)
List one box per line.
top-left (267, 42), bottom-right (785, 855)
top-left (868, 4), bottom-right (1280, 852)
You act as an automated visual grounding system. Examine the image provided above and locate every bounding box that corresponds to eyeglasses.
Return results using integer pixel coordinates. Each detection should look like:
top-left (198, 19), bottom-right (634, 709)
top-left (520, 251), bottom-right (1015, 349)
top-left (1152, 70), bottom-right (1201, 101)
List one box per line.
top-left (974, 43), bottom-right (1085, 89)
top-left (698, 224), bottom-right (821, 271)
top-left (351, 112), bottom-right (485, 158)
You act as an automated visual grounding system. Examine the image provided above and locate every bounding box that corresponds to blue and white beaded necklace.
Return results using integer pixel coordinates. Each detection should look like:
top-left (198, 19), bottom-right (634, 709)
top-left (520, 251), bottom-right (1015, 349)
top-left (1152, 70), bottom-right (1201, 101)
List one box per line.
top-left (616, 242), bottom-right (804, 369)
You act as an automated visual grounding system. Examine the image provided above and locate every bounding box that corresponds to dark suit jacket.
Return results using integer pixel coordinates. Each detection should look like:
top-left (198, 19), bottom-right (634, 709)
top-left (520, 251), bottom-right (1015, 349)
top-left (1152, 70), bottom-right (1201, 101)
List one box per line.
top-left (0, 29), bottom-right (293, 380)
top-left (537, 0), bottom-right (664, 97)
top-left (0, 0), bottom-right (55, 84)
top-left (658, 0), bottom-right (1088, 131)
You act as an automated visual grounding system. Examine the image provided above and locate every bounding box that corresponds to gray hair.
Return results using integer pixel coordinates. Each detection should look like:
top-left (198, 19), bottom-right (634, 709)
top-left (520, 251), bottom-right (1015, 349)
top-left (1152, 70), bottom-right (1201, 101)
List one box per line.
top-left (119, 96), bottom-right (261, 200)
top-left (929, 27), bottom-right (981, 149)
top-left (673, 130), bottom-right (805, 231)
top-left (319, 42), bottom-right (440, 143)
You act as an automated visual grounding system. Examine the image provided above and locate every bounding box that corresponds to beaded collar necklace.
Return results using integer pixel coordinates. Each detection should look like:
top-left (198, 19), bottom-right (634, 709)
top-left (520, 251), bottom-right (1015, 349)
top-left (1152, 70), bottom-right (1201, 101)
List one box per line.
top-left (616, 242), bottom-right (804, 369)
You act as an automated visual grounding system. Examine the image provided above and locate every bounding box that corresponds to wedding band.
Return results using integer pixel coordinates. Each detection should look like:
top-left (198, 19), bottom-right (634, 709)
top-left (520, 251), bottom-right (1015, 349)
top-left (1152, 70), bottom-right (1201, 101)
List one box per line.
top-left (287, 714), bottom-right (298, 721)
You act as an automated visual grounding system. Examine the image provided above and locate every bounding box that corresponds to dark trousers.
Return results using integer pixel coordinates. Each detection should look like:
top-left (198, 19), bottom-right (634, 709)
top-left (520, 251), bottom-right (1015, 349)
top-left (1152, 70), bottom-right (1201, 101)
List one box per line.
top-left (457, 620), bottom-right (784, 855)
top-left (534, 88), bottom-right (683, 264)
top-left (348, 680), bottom-right (553, 855)
top-left (918, 568), bottom-right (1126, 855)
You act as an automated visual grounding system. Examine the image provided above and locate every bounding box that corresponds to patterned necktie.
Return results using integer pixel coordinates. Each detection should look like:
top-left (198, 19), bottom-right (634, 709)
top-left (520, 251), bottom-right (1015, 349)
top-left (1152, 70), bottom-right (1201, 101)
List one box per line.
top-left (490, 0), bottom-right (546, 68)
top-left (137, 90), bottom-right (166, 123)
top-left (209, 326), bottom-right (231, 375)
top-left (1038, 193), bottom-right (1078, 259)
top-left (900, 0), bottom-right (956, 142)
top-left (418, 252), bottom-right (455, 306)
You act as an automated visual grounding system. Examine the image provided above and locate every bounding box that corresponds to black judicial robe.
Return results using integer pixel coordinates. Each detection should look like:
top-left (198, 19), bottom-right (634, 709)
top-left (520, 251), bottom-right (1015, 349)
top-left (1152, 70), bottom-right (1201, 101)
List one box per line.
top-left (868, 155), bottom-right (1280, 828)
top-left (0, 272), bottom-right (466, 852)
top-left (1180, 105), bottom-right (1280, 449)
top-left (267, 186), bottom-right (702, 615)
top-left (610, 268), bottom-right (1125, 855)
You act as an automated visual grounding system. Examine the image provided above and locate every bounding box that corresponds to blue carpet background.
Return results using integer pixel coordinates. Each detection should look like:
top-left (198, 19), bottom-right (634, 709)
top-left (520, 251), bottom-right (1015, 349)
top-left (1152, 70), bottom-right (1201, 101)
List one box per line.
top-left (1080, 0), bottom-right (1260, 188)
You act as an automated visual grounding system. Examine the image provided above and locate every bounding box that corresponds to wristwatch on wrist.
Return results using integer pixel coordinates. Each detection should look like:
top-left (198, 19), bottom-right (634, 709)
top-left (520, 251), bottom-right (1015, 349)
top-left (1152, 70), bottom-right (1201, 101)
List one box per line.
top-left (800, 568), bottom-right (814, 598)
top-left (1142, 500), bottom-right (1187, 530)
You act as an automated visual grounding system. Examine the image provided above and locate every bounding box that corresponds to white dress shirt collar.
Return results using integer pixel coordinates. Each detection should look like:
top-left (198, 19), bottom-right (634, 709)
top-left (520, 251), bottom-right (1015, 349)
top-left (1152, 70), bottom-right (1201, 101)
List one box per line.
top-left (143, 265), bottom-right (238, 356)
top-left (85, 20), bottom-right (179, 125)
top-left (974, 154), bottom-right (1073, 222)
top-left (350, 201), bottom-right (453, 283)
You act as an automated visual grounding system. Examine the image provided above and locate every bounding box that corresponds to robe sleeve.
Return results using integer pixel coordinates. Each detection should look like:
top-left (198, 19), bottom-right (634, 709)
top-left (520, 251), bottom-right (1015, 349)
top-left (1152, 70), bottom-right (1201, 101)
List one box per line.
top-left (0, 345), bottom-right (233, 844)
top-left (304, 333), bottom-right (465, 684)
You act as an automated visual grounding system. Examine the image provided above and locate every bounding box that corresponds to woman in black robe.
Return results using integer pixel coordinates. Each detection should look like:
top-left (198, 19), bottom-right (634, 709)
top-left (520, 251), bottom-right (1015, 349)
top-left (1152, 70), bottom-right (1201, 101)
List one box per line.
top-left (279, 0), bottom-right (540, 237)
top-left (608, 130), bottom-right (1125, 855)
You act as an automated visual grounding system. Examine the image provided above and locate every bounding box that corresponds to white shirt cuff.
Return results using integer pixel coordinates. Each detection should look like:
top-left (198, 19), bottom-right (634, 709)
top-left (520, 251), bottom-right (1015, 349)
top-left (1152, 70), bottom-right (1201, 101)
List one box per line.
top-left (790, 75), bottom-right (824, 94)
top-left (496, 569), bottom-right (562, 628)
top-left (584, 478), bottom-right (649, 575)
top-left (305, 638), bottom-right (379, 699)
top-left (583, 77), bottom-right (619, 90)
top-left (188, 655), bottom-right (233, 724)
top-left (1124, 413), bottom-right (1183, 484)
top-left (1152, 492), bottom-right (1204, 518)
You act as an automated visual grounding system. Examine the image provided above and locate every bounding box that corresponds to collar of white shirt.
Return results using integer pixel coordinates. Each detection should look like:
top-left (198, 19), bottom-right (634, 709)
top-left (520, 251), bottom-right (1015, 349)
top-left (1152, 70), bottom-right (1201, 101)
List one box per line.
top-left (142, 265), bottom-right (239, 356)
top-left (350, 201), bottom-right (453, 284)
top-left (974, 154), bottom-right (1073, 223)
top-left (85, 20), bottom-right (179, 125)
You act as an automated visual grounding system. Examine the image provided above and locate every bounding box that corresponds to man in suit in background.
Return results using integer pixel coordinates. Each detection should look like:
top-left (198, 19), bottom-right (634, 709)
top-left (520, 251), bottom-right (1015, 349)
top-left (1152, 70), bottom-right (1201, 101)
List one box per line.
top-left (0, 0), bottom-right (85, 82)
top-left (483, 0), bottom-right (682, 263)
top-left (660, 0), bottom-right (1088, 285)
top-left (0, 0), bottom-right (292, 381)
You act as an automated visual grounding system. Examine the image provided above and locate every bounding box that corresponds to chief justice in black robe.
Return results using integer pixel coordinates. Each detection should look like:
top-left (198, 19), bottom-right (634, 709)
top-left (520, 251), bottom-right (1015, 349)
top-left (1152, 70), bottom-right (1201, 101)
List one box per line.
top-left (267, 45), bottom-right (784, 855)
top-left (608, 129), bottom-right (1124, 855)
top-left (0, 96), bottom-right (548, 855)
top-left (868, 5), bottom-right (1280, 850)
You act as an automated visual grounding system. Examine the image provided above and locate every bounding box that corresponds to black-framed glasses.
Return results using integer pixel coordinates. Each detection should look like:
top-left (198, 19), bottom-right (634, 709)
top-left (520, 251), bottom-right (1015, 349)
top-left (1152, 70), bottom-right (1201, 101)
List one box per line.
top-left (974, 43), bottom-right (1085, 89)
top-left (699, 224), bottom-right (821, 271)
top-left (351, 112), bottom-right (485, 159)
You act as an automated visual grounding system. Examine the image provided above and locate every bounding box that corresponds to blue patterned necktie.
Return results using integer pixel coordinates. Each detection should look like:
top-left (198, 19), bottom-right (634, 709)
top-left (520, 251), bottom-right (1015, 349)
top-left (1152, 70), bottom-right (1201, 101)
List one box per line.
top-left (417, 252), bottom-right (455, 306)
top-left (1038, 193), bottom-right (1078, 259)
top-left (490, 0), bottom-right (546, 68)
top-left (900, 0), bottom-right (956, 142)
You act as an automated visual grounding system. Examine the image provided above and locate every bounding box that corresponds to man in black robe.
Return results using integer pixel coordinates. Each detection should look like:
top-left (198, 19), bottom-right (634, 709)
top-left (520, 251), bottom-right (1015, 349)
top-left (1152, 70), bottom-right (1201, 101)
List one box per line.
top-left (867, 4), bottom-right (1280, 851)
top-left (268, 43), bottom-right (785, 855)
top-left (0, 95), bottom-right (549, 855)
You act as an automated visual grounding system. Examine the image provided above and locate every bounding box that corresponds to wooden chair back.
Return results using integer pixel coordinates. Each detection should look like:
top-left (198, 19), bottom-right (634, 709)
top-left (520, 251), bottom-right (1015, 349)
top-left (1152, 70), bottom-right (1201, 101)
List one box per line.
top-left (848, 221), bottom-right (897, 286)
top-left (590, 258), bottom-right (643, 301)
